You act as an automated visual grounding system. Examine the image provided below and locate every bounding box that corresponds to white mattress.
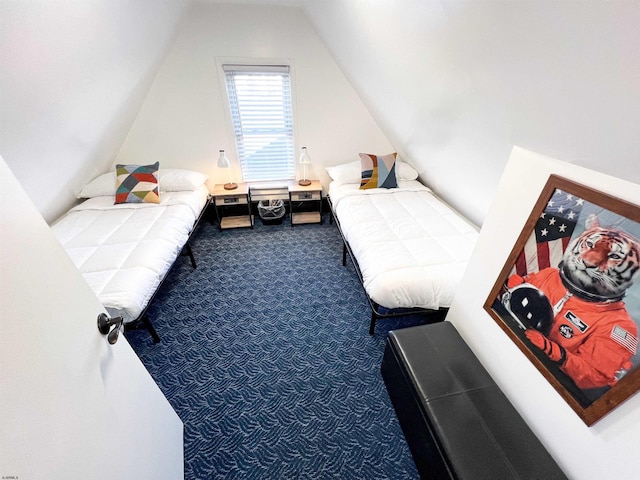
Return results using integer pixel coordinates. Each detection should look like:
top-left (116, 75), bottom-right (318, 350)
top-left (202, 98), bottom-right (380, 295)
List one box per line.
top-left (329, 180), bottom-right (478, 310)
top-left (51, 186), bottom-right (209, 323)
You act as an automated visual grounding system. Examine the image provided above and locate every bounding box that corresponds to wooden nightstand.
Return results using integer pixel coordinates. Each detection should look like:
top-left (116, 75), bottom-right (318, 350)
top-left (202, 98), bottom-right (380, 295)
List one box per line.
top-left (288, 180), bottom-right (322, 226)
top-left (211, 183), bottom-right (253, 230)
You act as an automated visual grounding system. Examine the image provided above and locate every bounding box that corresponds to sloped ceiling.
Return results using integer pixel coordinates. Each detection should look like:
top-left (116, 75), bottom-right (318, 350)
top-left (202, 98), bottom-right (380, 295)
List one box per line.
top-left (301, 0), bottom-right (640, 226)
top-left (197, 0), bottom-right (304, 5)
top-left (0, 0), bottom-right (190, 223)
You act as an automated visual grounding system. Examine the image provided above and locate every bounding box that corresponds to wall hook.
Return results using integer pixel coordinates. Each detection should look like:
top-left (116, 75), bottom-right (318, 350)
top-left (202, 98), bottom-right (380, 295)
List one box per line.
top-left (97, 313), bottom-right (124, 344)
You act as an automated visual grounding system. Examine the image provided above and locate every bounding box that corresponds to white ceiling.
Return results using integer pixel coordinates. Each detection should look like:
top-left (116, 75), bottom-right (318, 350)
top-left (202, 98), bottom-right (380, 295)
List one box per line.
top-left (194, 0), bottom-right (305, 7)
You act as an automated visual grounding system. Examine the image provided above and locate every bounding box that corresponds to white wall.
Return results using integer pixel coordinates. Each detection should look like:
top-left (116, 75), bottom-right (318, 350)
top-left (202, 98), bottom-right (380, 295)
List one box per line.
top-left (115, 2), bottom-right (392, 190)
top-left (0, 0), bottom-right (189, 223)
top-left (447, 147), bottom-right (640, 480)
top-left (303, 0), bottom-right (640, 227)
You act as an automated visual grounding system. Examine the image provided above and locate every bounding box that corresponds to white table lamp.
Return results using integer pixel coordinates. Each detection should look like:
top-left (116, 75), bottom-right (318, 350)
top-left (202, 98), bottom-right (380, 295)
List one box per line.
top-left (218, 150), bottom-right (238, 190)
top-left (298, 147), bottom-right (312, 186)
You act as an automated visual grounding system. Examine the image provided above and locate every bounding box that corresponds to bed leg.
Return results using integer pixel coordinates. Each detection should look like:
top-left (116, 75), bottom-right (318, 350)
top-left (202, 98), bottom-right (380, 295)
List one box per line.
top-left (342, 243), bottom-right (347, 266)
top-left (185, 243), bottom-right (197, 268)
top-left (143, 316), bottom-right (161, 343)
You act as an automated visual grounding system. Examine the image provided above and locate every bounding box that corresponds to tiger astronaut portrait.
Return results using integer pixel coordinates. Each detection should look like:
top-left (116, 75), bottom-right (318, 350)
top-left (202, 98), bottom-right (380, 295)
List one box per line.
top-left (501, 213), bottom-right (640, 404)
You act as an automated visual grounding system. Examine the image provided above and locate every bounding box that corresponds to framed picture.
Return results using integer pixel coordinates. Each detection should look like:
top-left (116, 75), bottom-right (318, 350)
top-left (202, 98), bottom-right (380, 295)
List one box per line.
top-left (484, 175), bottom-right (640, 426)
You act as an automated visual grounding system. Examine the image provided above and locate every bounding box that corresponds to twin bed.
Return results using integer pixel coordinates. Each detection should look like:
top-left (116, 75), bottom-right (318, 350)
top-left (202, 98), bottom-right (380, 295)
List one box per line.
top-left (327, 158), bottom-right (479, 334)
top-left (51, 167), bottom-right (209, 342)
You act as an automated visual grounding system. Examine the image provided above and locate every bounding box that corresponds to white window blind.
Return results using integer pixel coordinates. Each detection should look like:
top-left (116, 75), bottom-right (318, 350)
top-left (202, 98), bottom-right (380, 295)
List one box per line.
top-left (223, 64), bottom-right (295, 182)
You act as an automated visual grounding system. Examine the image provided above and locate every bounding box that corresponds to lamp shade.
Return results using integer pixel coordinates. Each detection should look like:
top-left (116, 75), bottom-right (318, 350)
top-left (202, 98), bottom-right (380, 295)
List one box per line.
top-left (218, 150), bottom-right (230, 168)
top-left (299, 147), bottom-right (311, 165)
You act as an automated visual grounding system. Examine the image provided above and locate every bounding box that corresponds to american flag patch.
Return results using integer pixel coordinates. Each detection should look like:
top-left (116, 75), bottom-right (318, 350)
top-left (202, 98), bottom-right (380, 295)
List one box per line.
top-left (611, 326), bottom-right (639, 354)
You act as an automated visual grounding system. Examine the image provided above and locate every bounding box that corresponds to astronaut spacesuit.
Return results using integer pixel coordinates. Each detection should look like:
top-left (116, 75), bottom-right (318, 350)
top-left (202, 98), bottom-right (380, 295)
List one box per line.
top-left (508, 268), bottom-right (638, 390)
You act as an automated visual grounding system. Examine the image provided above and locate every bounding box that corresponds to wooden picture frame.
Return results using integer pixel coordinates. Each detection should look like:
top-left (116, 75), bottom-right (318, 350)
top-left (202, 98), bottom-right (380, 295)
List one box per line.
top-left (484, 175), bottom-right (640, 426)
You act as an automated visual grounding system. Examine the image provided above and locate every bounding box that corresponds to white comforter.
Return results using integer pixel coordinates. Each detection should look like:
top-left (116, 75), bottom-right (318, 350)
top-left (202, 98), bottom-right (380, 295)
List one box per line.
top-left (51, 187), bottom-right (208, 323)
top-left (330, 180), bottom-right (478, 310)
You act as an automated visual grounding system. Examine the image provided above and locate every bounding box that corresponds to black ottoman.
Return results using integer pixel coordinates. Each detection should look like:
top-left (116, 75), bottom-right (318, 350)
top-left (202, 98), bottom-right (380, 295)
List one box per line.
top-left (381, 321), bottom-right (566, 479)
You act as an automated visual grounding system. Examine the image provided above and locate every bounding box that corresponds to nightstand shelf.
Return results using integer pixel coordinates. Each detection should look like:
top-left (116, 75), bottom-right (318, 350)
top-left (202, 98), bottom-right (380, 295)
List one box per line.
top-left (288, 180), bottom-right (322, 226)
top-left (292, 211), bottom-right (321, 225)
top-left (219, 215), bottom-right (253, 229)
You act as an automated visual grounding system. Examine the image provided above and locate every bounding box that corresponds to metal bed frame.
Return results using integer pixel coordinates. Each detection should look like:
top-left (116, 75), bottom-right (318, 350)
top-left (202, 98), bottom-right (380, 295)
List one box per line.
top-left (328, 196), bottom-right (447, 335)
top-left (124, 199), bottom-right (209, 343)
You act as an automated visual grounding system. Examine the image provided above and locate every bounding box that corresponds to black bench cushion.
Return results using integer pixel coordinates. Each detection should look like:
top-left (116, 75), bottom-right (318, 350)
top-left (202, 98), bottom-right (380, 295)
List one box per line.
top-left (382, 321), bottom-right (566, 479)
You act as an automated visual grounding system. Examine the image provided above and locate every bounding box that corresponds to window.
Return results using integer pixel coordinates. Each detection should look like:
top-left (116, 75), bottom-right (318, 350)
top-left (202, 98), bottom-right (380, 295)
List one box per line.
top-left (223, 64), bottom-right (295, 182)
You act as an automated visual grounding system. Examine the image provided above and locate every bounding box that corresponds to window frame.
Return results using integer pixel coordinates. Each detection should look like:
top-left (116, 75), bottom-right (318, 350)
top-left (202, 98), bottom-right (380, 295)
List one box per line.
top-left (220, 62), bottom-right (298, 184)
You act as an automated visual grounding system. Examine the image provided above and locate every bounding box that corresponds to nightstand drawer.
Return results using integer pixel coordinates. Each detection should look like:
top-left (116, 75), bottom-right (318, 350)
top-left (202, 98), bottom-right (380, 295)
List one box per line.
top-left (219, 195), bottom-right (247, 205)
top-left (294, 191), bottom-right (321, 201)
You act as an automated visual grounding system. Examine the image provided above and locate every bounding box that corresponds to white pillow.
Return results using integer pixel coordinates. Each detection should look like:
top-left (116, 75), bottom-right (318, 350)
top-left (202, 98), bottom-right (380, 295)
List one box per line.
top-left (159, 169), bottom-right (208, 192)
top-left (78, 172), bottom-right (115, 198)
top-left (326, 159), bottom-right (418, 184)
top-left (78, 168), bottom-right (209, 198)
top-left (397, 161), bottom-right (419, 181)
top-left (325, 161), bottom-right (361, 184)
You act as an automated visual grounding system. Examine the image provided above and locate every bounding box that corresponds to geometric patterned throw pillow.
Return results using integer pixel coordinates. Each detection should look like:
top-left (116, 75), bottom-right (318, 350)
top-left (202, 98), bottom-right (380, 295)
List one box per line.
top-left (359, 152), bottom-right (398, 190)
top-left (115, 162), bottom-right (160, 204)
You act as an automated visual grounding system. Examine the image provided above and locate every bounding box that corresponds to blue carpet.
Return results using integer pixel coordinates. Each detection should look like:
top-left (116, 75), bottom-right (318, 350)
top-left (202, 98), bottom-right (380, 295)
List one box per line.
top-left (127, 213), bottom-right (437, 479)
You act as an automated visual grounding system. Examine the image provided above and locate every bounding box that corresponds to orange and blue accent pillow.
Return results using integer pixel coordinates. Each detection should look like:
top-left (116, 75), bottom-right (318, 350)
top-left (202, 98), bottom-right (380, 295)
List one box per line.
top-left (359, 152), bottom-right (398, 189)
top-left (115, 162), bottom-right (160, 204)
